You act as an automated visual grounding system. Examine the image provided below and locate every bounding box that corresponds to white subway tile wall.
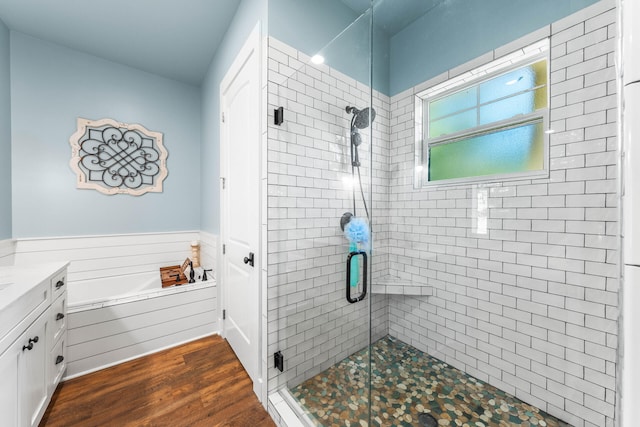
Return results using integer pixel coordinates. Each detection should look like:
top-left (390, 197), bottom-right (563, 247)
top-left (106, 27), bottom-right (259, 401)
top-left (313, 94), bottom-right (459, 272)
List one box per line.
top-left (266, 36), bottom-right (391, 391)
top-left (266, 1), bottom-right (617, 427)
top-left (387, 2), bottom-right (617, 427)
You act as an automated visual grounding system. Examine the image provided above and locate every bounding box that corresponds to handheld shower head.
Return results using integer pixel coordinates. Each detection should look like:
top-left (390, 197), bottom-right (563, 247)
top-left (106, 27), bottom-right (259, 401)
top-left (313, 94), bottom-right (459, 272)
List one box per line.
top-left (344, 106), bottom-right (373, 223)
top-left (351, 129), bottom-right (362, 147)
top-left (346, 106), bottom-right (376, 129)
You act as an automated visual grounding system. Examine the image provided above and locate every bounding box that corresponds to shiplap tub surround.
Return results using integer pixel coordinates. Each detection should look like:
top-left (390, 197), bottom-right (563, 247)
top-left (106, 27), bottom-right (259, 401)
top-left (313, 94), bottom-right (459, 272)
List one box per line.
top-left (66, 277), bottom-right (216, 379)
top-left (12, 231), bottom-right (219, 379)
top-left (13, 231), bottom-right (204, 282)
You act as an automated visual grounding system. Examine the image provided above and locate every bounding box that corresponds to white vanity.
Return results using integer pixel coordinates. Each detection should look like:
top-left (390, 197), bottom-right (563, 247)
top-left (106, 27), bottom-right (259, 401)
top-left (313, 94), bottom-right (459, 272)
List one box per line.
top-left (0, 262), bottom-right (69, 427)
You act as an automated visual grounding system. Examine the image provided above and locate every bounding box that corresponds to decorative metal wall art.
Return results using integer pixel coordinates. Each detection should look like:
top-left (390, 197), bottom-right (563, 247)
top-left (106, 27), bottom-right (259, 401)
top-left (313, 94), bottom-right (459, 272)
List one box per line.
top-left (69, 118), bottom-right (168, 196)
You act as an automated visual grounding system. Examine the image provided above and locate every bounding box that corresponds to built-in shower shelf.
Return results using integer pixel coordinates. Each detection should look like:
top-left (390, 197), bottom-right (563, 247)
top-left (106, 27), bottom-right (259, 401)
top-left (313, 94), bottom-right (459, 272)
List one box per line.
top-left (371, 276), bottom-right (432, 297)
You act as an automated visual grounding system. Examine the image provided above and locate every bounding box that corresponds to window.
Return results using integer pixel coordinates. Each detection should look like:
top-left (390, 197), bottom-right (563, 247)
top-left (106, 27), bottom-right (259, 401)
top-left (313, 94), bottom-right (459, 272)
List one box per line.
top-left (415, 40), bottom-right (550, 186)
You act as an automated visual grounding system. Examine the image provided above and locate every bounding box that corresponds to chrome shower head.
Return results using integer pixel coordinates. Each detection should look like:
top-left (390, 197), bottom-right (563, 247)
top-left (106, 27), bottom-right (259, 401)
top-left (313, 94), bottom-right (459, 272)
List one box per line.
top-left (346, 106), bottom-right (376, 129)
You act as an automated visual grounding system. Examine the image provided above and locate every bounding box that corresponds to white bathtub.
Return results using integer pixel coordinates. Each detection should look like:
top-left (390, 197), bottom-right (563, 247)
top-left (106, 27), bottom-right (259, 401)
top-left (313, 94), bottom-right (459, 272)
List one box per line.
top-left (65, 272), bottom-right (218, 379)
top-left (68, 272), bottom-right (214, 310)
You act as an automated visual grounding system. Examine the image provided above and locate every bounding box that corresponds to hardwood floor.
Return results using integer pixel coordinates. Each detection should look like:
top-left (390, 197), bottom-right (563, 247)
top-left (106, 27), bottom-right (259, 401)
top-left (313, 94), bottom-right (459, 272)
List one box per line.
top-left (40, 335), bottom-right (276, 427)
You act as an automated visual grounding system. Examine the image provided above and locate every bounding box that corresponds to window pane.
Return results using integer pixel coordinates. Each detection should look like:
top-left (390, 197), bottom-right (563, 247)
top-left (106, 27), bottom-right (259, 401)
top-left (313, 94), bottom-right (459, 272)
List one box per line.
top-left (429, 87), bottom-right (477, 120)
top-left (429, 109), bottom-right (477, 138)
top-left (479, 88), bottom-right (540, 124)
top-left (429, 121), bottom-right (544, 181)
top-left (479, 86), bottom-right (547, 124)
top-left (479, 59), bottom-right (547, 104)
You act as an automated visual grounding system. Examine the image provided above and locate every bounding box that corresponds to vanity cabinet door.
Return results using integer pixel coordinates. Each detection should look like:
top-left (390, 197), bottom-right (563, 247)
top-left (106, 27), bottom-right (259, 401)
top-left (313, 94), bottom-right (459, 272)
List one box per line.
top-left (0, 337), bottom-right (20, 427)
top-left (0, 309), bottom-right (48, 427)
top-left (19, 310), bottom-right (49, 427)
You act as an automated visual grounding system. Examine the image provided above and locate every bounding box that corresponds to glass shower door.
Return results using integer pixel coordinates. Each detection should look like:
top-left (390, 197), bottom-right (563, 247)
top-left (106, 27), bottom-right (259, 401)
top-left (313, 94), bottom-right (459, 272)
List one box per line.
top-left (266, 5), bottom-right (378, 426)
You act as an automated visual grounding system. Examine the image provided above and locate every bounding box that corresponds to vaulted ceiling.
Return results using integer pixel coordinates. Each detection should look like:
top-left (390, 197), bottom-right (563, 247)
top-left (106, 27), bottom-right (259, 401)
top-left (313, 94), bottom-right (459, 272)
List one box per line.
top-left (0, 0), bottom-right (241, 85)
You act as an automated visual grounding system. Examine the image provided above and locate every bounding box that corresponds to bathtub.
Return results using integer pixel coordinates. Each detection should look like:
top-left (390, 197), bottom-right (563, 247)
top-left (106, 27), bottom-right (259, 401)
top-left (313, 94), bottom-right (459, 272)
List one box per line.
top-left (65, 272), bottom-right (217, 379)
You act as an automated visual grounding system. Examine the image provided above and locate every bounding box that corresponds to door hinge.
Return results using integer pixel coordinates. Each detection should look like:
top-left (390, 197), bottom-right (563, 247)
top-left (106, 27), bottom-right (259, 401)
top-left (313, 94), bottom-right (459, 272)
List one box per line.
top-left (223, 244), bottom-right (226, 254)
top-left (222, 112), bottom-right (225, 123)
top-left (223, 309), bottom-right (226, 320)
top-left (274, 351), bottom-right (284, 372)
top-left (274, 106), bottom-right (284, 125)
top-left (221, 177), bottom-right (226, 189)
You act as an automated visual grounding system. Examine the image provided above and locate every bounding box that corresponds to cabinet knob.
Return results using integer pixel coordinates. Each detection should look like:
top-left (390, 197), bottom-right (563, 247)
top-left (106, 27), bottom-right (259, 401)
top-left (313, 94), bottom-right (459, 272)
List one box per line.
top-left (22, 336), bottom-right (38, 351)
top-left (55, 280), bottom-right (65, 289)
top-left (55, 355), bottom-right (64, 365)
top-left (56, 313), bottom-right (65, 321)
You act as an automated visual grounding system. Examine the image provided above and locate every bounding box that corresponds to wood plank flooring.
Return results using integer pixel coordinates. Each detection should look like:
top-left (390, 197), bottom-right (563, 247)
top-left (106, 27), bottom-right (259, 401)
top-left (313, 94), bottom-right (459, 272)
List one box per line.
top-left (40, 335), bottom-right (276, 427)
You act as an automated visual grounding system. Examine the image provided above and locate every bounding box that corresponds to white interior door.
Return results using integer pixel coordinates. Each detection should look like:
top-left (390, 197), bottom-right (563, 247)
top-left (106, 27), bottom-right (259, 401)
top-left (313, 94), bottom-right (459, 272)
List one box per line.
top-left (220, 25), bottom-right (261, 393)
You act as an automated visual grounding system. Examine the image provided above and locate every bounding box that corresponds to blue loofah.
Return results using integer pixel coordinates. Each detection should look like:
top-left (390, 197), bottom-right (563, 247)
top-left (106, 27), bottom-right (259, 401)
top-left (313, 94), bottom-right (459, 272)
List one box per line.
top-left (344, 217), bottom-right (370, 247)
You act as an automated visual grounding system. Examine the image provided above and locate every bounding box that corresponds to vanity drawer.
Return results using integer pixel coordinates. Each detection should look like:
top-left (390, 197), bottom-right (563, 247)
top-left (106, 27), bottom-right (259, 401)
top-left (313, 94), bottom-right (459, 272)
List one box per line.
top-left (0, 282), bottom-right (49, 355)
top-left (48, 333), bottom-right (66, 395)
top-left (48, 294), bottom-right (66, 351)
top-left (50, 270), bottom-right (66, 301)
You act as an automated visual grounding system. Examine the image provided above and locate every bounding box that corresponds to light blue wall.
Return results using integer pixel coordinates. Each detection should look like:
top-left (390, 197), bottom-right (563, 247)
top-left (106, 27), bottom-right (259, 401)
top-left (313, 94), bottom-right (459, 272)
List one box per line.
top-left (270, 0), bottom-right (357, 58)
top-left (390, 0), bottom-right (600, 95)
top-left (10, 32), bottom-right (201, 238)
top-left (200, 0), bottom-right (267, 234)
top-left (0, 20), bottom-right (10, 240)
top-left (269, 0), bottom-right (600, 97)
top-left (269, 0), bottom-right (390, 95)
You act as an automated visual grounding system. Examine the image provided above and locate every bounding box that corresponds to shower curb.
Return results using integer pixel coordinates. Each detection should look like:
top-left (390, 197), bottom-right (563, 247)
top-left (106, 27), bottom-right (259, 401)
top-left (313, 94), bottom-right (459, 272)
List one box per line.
top-left (268, 390), bottom-right (312, 427)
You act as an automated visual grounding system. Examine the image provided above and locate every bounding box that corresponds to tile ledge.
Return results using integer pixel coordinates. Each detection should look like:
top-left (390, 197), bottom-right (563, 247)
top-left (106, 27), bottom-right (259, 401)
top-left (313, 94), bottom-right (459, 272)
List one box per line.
top-left (371, 276), bottom-right (433, 296)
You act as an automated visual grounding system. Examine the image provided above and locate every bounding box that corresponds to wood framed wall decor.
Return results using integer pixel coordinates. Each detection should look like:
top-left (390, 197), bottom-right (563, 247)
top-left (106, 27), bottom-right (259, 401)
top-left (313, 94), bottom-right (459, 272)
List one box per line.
top-left (69, 118), bottom-right (168, 196)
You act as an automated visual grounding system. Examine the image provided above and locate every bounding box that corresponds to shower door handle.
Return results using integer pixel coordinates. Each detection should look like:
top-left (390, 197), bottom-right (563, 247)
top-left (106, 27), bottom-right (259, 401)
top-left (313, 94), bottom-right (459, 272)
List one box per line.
top-left (346, 251), bottom-right (367, 304)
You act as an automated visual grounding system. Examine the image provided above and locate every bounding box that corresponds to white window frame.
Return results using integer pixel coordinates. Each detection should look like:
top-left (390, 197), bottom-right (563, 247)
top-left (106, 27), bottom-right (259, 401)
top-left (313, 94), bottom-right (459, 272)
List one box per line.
top-left (414, 39), bottom-right (551, 188)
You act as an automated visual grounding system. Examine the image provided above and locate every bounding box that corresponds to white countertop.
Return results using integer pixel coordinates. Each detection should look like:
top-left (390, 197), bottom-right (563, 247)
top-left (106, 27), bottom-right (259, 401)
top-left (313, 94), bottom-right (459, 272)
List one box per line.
top-left (0, 262), bottom-right (69, 313)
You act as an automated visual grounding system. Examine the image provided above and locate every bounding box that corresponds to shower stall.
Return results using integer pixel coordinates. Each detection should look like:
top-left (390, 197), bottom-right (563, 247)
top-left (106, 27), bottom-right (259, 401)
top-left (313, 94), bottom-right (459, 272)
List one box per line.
top-left (266, 0), bottom-right (619, 426)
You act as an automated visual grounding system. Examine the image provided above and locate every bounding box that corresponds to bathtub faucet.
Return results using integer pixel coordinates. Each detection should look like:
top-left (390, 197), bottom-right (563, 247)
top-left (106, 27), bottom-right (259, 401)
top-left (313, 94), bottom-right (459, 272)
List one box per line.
top-left (189, 262), bottom-right (196, 283)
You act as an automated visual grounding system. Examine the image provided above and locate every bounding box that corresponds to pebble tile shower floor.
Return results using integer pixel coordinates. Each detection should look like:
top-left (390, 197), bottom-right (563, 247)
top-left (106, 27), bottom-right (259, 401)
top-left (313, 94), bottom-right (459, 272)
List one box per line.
top-left (291, 336), bottom-right (569, 427)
